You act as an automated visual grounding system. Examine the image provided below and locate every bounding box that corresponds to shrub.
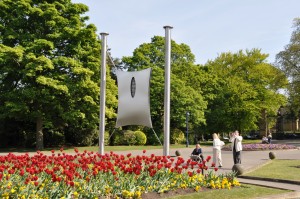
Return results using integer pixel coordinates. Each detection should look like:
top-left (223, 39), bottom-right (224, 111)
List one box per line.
top-left (134, 131), bottom-right (147, 145)
top-left (112, 131), bottom-right (123, 145)
top-left (124, 130), bottom-right (136, 145)
top-left (171, 128), bottom-right (185, 144)
top-left (104, 131), bottom-right (110, 146)
top-left (44, 130), bottom-right (65, 147)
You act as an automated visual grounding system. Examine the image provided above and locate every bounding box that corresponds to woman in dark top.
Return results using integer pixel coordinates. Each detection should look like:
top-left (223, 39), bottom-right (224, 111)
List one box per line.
top-left (191, 143), bottom-right (204, 162)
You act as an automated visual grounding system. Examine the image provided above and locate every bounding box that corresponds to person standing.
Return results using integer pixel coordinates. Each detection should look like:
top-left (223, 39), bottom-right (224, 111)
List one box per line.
top-left (267, 133), bottom-right (272, 144)
top-left (212, 133), bottom-right (225, 168)
top-left (229, 130), bottom-right (243, 164)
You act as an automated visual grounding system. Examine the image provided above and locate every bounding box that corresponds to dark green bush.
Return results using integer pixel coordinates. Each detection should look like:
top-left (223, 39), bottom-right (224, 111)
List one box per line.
top-left (44, 130), bottom-right (65, 147)
top-left (124, 130), bottom-right (136, 145)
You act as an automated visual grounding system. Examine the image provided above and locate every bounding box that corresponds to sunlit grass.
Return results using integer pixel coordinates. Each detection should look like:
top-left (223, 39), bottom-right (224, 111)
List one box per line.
top-left (244, 159), bottom-right (300, 181)
top-left (0, 139), bottom-right (262, 153)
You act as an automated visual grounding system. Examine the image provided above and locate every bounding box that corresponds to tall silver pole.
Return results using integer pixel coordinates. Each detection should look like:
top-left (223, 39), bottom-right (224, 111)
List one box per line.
top-left (163, 26), bottom-right (173, 156)
top-left (99, 32), bottom-right (109, 155)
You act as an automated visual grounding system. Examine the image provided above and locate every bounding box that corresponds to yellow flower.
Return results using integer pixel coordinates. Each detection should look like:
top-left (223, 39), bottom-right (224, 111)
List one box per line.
top-left (73, 191), bottom-right (79, 198)
top-left (122, 190), bottom-right (130, 197)
top-left (105, 186), bottom-right (111, 194)
top-left (10, 188), bottom-right (16, 194)
top-left (134, 190), bottom-right (142, 198)
top-left (180, 183), bottom-right (187, 188)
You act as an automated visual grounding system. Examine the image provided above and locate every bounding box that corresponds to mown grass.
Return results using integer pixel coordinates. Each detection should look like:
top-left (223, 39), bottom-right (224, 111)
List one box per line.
top-left (60, 139), bottom-right (261, 152)
top-left (0, 139), bottom-right (261, 153)
top-left (168, 184), bottom-right (290, 199)
top-left (244, 159), bottom-right (300, 181)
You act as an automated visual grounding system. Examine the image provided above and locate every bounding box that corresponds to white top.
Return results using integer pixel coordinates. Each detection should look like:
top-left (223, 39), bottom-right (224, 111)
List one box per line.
top-left (213, 138), bottom-right (225, 150)
top-left (229, 135), bottom-right (243, 152)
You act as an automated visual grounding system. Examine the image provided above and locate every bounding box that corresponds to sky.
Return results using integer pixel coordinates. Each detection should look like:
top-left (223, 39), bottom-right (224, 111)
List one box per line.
top-left (72, 0), bottom-right (300, 65)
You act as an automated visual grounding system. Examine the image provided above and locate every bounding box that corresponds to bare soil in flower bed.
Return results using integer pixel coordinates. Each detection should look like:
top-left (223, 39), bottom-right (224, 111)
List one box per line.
top-left (141, 188), bottom-right (201, 199)
top-left (141, 187), bottom-right (240, 199)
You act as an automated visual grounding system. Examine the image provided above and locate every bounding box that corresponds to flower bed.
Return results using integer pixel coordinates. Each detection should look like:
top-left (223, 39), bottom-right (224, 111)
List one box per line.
top-left (0, 149), bottom-right (240, 198)
top-left (222, 144), bottom-right (298, 151)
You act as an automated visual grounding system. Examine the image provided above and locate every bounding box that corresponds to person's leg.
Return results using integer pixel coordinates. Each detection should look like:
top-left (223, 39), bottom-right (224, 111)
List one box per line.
top-left (233, 151), bottom-right (237, 164)
top-left (200, 154), bottom-right (204, 162)
top-left (236, 151), bottom-right (241, 164)
top-left (213, 148), bottom-right (217, 165)
top-left (217, 149), bottom-right (222, 167)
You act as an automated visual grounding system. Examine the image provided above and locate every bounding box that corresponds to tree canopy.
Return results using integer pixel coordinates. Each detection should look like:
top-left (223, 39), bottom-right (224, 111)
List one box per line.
top-left (204, 49), bottom-right (287, 133)
top-left (122, 36), bottom-right (207, 141)
top-left (0, 0), bottom-right (117, 149)
top-left (0, 1), bottom-right (292, 147)
top-left (276, 18), bottom-right (300, 116)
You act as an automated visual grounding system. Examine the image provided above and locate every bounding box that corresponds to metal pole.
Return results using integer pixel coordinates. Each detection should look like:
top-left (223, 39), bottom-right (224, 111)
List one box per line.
top-left (186, 111), bottom-right (189, 147)
top-left (99, 32), bottom-right (109, 155)
top-left (163, 25), bottom-right (173, 156)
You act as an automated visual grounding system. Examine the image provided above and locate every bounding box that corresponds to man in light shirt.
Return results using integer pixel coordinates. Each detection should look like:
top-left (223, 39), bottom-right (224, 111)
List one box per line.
top-left (229, 130), bottom-right (243, 164)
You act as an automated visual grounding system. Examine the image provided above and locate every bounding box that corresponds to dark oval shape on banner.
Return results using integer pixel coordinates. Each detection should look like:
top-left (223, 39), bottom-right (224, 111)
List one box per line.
top-left (130, 77), bottom-right (136, 98)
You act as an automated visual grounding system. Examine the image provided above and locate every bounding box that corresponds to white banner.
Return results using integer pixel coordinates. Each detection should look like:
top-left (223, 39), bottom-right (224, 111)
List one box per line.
top-left (115, 68), bottom-right (152, 128)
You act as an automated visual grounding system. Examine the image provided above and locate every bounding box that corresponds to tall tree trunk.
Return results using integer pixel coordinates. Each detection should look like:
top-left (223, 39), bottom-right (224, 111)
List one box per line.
top-left (36, 116), bottom-right (44, 150)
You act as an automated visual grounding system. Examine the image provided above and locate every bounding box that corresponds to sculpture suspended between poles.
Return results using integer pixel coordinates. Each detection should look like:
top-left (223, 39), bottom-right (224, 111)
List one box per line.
top-left (99, 26), bottom-right (172, 155)
top-left (115, 68), bottom-right (153, 128)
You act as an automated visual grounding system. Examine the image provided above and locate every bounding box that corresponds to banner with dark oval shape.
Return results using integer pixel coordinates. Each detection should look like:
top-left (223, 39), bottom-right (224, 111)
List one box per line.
top-left (115, 68), bottom-right (152, 128)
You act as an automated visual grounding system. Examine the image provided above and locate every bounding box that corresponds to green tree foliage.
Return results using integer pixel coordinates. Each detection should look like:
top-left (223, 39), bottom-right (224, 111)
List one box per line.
top-left (204, 49), bottom-right (288, 133)
top-left (276, 18), bottom-right (300, 116)
top-left (122, 36), bottom-right (207, 138)
top-left (0, 0), bottom-right (117, 149)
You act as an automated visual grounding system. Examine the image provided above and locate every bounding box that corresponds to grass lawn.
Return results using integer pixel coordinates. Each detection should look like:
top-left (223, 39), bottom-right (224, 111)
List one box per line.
top-left (167, 184), bottom-right (290, 199)
top-left (63, 139), bottom-right (261, 152)
top-left (0, 144), bottom-right (191, 153)
top-left (0, 139), bottom-right (262, 153)
top-left (244, 159), bottom-right (300, 181)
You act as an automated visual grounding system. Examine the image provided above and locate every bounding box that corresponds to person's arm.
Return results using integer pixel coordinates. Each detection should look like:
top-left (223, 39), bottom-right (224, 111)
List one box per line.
top-left (199, 148), bottom-right (203, 154)
top-left (191, 149), bottom-right (195, 155)
top-left (236, 136), bottom-right (243, 141)
top-left (229, 133), bottom-right (235, 142)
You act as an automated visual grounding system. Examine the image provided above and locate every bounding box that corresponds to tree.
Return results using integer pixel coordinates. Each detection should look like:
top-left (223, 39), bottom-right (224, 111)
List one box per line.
top-left (276, 18), bottom-right (300, 116)
top-left (0, 0), bottom-right (118, 149)
top-left (122, 36), bottom-right (207, 141)
top-left (205, 49), bottom-right (287, 133)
